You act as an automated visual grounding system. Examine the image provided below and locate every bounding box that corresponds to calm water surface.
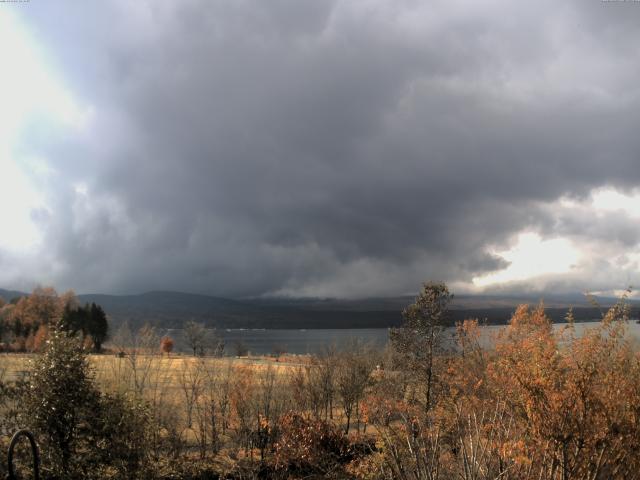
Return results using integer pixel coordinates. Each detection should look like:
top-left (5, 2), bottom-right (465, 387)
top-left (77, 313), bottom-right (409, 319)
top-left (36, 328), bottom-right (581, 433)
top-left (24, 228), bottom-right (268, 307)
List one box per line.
top-left (168, 321), bottom-right (640, 355)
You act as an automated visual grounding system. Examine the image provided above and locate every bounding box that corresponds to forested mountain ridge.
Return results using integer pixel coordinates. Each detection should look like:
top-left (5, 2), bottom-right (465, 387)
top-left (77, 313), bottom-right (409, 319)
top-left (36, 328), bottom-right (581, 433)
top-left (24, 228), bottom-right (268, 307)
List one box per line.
top-left (1, 288), bottom-right (638, 329)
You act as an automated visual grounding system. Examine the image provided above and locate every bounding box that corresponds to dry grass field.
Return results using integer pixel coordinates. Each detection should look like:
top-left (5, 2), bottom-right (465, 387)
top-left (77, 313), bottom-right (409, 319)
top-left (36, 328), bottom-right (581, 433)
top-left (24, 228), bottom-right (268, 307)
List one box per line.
top-left (0, 351), bottom-right (309, 388)
top-left (0, 351), bottom-right (324, 452)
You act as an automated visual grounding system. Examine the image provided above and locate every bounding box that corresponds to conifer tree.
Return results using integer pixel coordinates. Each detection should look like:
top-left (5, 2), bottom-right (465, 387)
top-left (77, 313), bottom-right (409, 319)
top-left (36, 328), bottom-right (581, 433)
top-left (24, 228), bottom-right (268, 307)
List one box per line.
top-left (88, 303), bottom-right (108, 352)
top-left (24, 327), bottom-right (100, 478)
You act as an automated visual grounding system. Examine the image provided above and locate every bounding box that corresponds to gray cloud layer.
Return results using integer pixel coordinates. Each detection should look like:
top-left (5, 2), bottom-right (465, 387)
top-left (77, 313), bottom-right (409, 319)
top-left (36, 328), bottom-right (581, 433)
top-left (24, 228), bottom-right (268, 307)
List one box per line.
top-left (5, 0), bottom-right (640, 297)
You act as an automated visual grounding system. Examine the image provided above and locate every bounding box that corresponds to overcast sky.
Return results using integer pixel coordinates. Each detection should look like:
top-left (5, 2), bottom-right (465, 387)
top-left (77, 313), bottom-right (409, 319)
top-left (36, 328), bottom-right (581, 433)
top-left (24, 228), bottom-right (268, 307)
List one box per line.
top-left (2, 0), bottom-right (640, 298)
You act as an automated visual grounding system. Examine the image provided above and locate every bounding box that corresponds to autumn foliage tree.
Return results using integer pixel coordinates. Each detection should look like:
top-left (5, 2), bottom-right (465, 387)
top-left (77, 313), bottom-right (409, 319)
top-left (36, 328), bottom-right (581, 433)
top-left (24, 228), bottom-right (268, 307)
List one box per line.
top-left (160, 336), bottom-right (174, 355)
top-left (0, 287), bottom-right (64, 350)
top-left (486, 300), bottom-right (640, 479)
top-left (0, 288), bottom-right (109, 352)
top-left (376, 288), bottom-right (640, 480)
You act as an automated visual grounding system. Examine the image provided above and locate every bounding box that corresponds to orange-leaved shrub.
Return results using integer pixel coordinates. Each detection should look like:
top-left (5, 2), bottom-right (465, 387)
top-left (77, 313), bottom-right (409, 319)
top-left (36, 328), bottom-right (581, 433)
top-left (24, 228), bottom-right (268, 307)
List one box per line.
top-left (272, 412), bottom-right (352, 475)
top-left (372, 296), bottom-right (640, 480)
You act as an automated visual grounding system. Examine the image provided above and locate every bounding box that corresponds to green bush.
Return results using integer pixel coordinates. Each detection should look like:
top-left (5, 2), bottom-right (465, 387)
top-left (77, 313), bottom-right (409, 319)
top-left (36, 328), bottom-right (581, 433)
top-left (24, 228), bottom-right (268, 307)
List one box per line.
top-left (22, 327), bottom-right (151, 479)
top-left (23, 328), bottom-right (100, 478)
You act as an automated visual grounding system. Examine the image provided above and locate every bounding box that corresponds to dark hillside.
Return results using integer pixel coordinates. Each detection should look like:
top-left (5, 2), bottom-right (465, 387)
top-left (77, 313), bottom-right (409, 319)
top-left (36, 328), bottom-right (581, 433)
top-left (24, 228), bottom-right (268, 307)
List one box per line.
top-left (3, 288), bottom-right (638, 329)
top-left (0, 288), bottom-right (27, 303)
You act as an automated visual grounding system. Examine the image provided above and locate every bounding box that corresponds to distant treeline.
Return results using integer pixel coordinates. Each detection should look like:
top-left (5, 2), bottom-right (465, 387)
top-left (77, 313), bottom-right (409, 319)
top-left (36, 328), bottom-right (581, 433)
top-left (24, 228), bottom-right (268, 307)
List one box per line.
top-left (104, 306), bottom-right (640, 331)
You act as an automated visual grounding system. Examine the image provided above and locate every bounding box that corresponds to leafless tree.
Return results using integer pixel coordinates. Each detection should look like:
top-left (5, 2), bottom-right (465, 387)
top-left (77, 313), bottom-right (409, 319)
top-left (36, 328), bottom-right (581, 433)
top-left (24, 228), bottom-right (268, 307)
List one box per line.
top-left (306, 345), bottom-right (338, 421)
top-left (184, 320), bottom-right (207, 356)
top-left (390, 282), bottom-right (451, 413)
top-left (179, 358), bottom-right (203, 429)
top-left (184, 320), bottom-right (224, 356)
top-left (336, 340), bottom-right (377, 433)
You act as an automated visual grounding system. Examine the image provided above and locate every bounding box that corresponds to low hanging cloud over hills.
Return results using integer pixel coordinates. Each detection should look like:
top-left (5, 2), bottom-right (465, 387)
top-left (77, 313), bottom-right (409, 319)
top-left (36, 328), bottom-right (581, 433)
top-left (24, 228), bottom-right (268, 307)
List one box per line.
top-left (2, 1), bottom-right (640, 298)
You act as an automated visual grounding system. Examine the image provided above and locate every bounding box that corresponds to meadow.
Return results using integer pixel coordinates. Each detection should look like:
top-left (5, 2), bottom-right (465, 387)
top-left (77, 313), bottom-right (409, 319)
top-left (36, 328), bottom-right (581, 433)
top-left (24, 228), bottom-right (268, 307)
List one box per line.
top-left (0, 352), bottom-right (305, 390)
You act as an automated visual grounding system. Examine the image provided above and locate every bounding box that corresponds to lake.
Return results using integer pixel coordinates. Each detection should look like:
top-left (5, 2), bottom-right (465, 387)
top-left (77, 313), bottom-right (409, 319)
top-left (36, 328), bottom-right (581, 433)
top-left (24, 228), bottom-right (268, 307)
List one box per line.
top-left (167, 321), bottom-right (640, 355)
top-left (167, 328), bottom-right (390, 355)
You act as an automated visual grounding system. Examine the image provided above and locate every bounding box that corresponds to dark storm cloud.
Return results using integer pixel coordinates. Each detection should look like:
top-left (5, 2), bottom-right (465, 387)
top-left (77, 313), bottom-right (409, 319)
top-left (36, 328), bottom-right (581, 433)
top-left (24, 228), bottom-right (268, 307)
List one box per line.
top-left (7, 0), bottom-right (640, 296)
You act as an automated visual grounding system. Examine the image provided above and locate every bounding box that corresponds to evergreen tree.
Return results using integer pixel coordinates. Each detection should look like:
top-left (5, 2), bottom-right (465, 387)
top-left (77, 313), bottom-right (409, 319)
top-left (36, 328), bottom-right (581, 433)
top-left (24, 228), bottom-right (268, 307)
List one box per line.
top-left (60, 303), bottom-right (86, 337)
top-left (24, 328), bottom-right (100, 478)
top-left (23, 326), bottom-right (149, 478)
top-left (88, 303), bottom-right (108, 352)
top-left (390, 281), bottom-right (452, 413)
